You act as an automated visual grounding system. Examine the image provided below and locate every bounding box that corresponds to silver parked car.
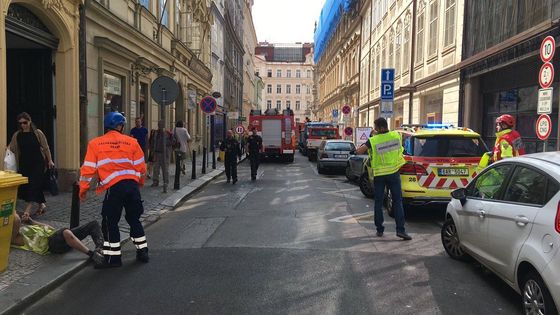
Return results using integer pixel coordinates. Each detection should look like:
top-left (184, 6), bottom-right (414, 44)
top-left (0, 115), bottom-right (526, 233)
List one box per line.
top-left (345, 153), bottom-right (374, 198)
top-left (317, 140), bottom-right (356, 174)
top-left (442, 152), bottom-right (560, 314)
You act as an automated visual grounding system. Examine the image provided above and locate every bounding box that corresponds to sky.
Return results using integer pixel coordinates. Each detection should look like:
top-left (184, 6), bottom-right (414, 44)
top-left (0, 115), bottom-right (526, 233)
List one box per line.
top-left (252, 0), bottom-right (325, 43)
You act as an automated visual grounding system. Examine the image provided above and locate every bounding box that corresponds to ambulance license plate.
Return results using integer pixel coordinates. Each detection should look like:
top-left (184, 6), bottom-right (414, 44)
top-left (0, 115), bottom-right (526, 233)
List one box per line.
top-left (438, 168), bottom-right (468, 176)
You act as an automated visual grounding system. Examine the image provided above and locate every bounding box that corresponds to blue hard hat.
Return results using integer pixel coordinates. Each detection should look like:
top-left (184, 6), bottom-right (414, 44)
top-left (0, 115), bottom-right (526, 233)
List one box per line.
top-left (104, 111), bottom-right (126, 130)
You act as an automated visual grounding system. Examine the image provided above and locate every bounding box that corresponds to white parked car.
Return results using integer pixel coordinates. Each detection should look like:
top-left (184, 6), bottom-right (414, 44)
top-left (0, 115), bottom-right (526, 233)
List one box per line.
top-left (442, 152), bottom-right (560, 314)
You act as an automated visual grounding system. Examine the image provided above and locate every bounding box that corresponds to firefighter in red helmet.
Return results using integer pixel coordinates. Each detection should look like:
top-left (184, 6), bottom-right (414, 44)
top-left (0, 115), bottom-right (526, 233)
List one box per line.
top-left (493, 114), bottom-right (525, 161)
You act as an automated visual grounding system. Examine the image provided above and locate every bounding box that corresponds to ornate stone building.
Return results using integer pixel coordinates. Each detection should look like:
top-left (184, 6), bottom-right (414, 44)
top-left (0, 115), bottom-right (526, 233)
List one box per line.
top-left (1, 0), bottom-right (82, 187)
top-left (315, 1), bottom-right (361, 133)
top-left (241, 0), bottom-right (258, 128)
top-left (223, 0), bottom-right (243, 129)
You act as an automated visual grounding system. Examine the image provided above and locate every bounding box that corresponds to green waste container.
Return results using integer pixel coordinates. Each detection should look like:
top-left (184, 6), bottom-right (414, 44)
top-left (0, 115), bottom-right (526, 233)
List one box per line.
top-left (0, 171), bottom-right (28, 273)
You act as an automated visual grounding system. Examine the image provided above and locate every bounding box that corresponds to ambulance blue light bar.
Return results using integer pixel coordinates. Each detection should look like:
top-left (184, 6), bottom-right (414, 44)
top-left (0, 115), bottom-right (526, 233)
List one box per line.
top-left (425, 123), bottom-right (454, 128)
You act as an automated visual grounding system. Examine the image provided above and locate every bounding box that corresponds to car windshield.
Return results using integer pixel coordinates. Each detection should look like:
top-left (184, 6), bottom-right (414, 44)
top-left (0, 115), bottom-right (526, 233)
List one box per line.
top-left (325, 142), bottom-right (355, 151)
top-left (310, 129), bottom-right (337, 137)
top-left (411, 136), bottom-right (487, 157)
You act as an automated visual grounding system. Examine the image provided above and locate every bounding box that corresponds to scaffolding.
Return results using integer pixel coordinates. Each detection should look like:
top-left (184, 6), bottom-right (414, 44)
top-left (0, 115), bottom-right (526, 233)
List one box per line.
top-left (314, 0), bottom-right (356, 63)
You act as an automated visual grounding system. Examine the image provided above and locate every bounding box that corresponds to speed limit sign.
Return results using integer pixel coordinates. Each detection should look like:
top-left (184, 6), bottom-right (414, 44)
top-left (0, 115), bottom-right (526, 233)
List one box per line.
top-left (541, 36), bottom-right (556, 63)
top-left (536, 114), bottom-right (552, 141)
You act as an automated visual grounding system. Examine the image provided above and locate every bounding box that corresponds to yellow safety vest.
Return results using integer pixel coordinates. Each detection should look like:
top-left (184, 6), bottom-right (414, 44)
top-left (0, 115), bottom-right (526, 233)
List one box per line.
top-left (368, 131), bottom-right (406, 177)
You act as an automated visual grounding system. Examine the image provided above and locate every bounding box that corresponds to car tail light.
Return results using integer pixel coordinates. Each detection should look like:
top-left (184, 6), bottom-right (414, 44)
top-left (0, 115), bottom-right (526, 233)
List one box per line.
top-left (399, 162), bottom-right (428, 175)
top-left (556, 201), bottom-right (560, 234)
top-left (321, 153), bottom-right (328, 159)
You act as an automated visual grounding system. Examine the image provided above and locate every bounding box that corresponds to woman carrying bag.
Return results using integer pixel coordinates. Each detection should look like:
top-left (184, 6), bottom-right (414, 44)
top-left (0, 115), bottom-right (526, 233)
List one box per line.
top-left (9, 112), bottom-right (55, 220)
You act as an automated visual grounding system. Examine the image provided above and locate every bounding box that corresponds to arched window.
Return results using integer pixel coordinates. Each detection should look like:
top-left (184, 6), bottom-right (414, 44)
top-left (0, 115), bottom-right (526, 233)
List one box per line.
top-left (395, 21), bottom-right (402, 76)
top-left (416, 1), bottom-right (426, 63)
top-left (428, 0), bottom-right (439, 56)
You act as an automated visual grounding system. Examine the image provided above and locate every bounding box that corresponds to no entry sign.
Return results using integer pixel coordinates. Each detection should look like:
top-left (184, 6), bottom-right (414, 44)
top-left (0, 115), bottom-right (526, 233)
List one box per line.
top-left (536, 114), bottom-right (552, 141)
top-left (235, 125), bottom-right (245, 134)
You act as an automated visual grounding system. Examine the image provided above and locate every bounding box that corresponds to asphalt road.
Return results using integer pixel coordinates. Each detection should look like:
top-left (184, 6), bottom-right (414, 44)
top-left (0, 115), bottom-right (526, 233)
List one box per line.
top-left (25, 154), bottom-right (521, 315)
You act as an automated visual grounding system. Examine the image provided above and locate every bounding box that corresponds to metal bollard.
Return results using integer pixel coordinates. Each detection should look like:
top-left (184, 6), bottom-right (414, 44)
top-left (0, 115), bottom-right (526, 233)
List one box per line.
top-left (212, 146), bottom-right (216, 169)
top-left (174, 151), bottom-right (181, 190)
top-left (191, 150), bottom-right (197, 179)
top-left (202, 147), bottom-right (207, 174)
top-left (70, 182), bottom-right (80, 228)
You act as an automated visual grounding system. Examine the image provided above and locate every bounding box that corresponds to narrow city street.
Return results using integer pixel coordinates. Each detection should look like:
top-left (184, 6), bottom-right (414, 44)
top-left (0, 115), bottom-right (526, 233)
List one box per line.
top-left (24, 154), bottom-right (520, 314)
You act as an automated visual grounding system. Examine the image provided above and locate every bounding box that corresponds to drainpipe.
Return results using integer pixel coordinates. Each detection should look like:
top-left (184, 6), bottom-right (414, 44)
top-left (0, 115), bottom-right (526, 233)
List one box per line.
top-left (408, 0), bottom-right (417, 124)
top-left (79, 3), bottom-right (88, 160)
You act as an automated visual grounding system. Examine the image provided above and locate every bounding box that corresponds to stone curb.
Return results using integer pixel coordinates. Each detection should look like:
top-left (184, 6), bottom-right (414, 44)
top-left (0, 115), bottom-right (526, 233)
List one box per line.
top-left (0, 157), bottom-right (245, 315)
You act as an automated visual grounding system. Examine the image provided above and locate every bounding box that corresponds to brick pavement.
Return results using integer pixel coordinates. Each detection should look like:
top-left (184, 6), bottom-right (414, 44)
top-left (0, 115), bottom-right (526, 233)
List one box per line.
top-left (1, 151), bottom-right (220, 294)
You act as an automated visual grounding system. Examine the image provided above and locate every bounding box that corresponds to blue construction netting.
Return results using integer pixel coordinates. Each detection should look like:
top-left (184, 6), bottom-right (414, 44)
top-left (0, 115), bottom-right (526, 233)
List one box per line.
top-left (314, 0), bottom-right (356, 63)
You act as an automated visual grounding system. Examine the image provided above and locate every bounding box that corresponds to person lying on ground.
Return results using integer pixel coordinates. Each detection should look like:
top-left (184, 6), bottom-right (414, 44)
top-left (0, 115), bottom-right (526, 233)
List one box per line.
top-left (11, 212), bottom-right (105, 266)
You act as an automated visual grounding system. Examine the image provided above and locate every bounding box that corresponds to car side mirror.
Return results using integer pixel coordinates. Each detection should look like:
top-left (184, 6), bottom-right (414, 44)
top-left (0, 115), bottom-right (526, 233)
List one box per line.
top-left (350, 149), bottom-right (356, 155)
top-left (451, 188), bottom-right (467, 206)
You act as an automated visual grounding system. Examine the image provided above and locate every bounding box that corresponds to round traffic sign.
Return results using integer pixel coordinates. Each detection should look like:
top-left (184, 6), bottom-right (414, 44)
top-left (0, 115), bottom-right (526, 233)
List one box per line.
top-left (344, 127), bottom-right (353, 136)
top-left (151, 76), bottom-right (179, 106)
top-left (199, 96), bottom-right (217, 114)
top-left (539, 62), bottom-right (555, 88)
top-left (541, 36), bottom-right (556, 63)
top-left (235, 125), bottom-right (245, 135)
top-left (536, 114), bottom-right (552, 140)
top-left (342, 105), bottom-right (351, 115)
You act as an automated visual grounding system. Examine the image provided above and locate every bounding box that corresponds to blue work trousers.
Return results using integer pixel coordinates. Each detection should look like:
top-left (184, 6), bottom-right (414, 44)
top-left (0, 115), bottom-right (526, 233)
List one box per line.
top-left (373, 172), bottom-right (406, 234)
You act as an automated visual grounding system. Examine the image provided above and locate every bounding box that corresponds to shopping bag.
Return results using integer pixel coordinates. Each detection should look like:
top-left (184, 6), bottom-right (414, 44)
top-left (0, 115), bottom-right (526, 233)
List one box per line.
top-left (45, 168), bottom-right (59, 196)
top-left (4, 149), bottom-right (16, 171)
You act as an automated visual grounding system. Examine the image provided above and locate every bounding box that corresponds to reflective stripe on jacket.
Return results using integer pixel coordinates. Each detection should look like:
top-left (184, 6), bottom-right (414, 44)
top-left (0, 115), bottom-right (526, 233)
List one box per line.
top-left (79, 131), bottom-right (146, 195)
top-left (493, 129), bottom-right (525, 161)
top-left (368, 131), bottom-right (406, 177)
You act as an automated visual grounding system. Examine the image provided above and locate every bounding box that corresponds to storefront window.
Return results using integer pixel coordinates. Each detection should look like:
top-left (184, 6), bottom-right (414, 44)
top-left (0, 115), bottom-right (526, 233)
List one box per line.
top-left (103, 72), bottom-right (123, 115)
top-left (139, 82), bottom-right (148, 125)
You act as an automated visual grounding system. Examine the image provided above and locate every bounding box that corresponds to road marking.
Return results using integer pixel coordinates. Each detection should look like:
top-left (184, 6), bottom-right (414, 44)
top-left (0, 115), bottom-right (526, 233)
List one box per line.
top-left (328, 212), bottom-right (374, 224)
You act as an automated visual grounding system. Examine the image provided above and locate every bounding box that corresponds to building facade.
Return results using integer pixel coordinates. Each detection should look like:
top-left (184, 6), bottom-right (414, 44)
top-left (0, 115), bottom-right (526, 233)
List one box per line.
top-left (223, 0), bottom-right (244, 129)
top-left (211, 0), bottom-right (226, 145)
top-left (357, 0), bottom-right (464, 130)
top-left (1, 0), bottom-right (82, 188)
top-left (461, 0), bottom-right (560, 153)
top-left (255, 42), bottom-right (314, 123)
top-left (241, 0), bottom-right (259, 128)
top-left (315, 2), bottom-right (361, 134)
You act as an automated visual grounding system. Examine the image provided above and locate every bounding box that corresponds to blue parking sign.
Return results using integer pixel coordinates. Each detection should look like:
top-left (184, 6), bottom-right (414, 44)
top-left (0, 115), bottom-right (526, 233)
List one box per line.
top-left (380, 68), bottom-right (395, 101)
top-left (332, 109), bottom-right (339, 118)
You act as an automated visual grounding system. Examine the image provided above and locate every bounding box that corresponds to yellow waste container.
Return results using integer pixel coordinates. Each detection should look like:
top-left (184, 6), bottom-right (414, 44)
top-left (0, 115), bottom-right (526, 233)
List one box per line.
top-left (218, 150), bottom-right (225, 162)
top-left (0, 171), bottom-right (28, 273)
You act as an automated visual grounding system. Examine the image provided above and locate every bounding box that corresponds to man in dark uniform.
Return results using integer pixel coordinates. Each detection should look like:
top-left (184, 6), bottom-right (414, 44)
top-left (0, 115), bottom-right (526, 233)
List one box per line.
top-left (220, 130), bottom-right (242, 184)
top-left (246, 127), bottom-right (263, 181)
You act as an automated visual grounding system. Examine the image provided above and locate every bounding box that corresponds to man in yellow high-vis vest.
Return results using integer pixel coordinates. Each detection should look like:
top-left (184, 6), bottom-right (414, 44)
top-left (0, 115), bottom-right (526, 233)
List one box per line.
top-left (356, 117), bottom-right (411, 240)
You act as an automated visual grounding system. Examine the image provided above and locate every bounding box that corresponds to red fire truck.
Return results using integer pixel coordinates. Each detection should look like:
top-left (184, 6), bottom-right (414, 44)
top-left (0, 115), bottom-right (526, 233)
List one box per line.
top-left (249, 108), bottom-right (296, 163)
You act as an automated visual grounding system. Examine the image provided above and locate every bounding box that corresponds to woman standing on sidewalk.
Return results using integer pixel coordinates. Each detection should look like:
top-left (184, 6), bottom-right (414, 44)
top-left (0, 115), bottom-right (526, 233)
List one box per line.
top-left (173, 120), bottom-right (191, 175)
top-left (9, 112), bottom-right (54, 220)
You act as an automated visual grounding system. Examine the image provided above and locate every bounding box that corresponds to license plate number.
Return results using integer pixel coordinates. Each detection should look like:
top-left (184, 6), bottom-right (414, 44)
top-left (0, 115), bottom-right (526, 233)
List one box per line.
top-left (438, 168), bottom-right (468, 176)
top-left (334, 154), bottom-right (348, 158)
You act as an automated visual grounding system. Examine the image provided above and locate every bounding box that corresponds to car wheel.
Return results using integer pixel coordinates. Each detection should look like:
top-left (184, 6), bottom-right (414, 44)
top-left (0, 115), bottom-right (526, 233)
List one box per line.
top-left (441, 218), bottom-right (470, 261)
top-left (317, 162), bottom-right (324, 174)
top-left (359, 173), bottom-right (373, 198)
top-left (345, 165), bottom-right (355, 181)
top-left (521, 271), bottom-right (558, 315)
top-left (384, 189), bottom-right (395, 218)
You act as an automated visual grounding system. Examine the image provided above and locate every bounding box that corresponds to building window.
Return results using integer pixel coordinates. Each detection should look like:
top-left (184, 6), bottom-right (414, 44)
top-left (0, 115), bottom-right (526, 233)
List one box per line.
top-left (428, 0), bottom-right (439, 56)
top-left (140, 0), bottom-right (149, 8)
top-left (388, 31), bottom-right (394, 69)
top-left (267, 100), bottom-right (272, 109)
top-left (159, 0), bottom-right (169, 27)
top-left (103, 72), bottom-right (124, 116)
top-left (287, 70), bottom-right (292, 78)
top-left (370, 48), bottom-right (376, 92)
top-left (175, 0), bottom-right (181, 38)
top-left (286, 100), bottom-right (291, 109)
top-left (296, 69), bottom-right (301, 78)
top-left (404, 16), bottom-right (411, 72)
top-left (296, 101), bottom-right (301, 110)
top-left (276, 69), bottom-right (282, 77)
top-left (307, 69), bottom-right (311, 78)
top-left (267, 69), bottom-right (272, 77)
top-left (306, 85), bottom-right (310, 94)
top-left (139, 82), bottom-right (148, 124)
top-left (276, 100), bottom-right (281, 110)
top-left (286, 84), bottom-right (291, 94)
top-left (416, 1), bottom-right (425, 63)
top-left (444, 0), bottom-right (455, 47)
top-left (276, 84), bottom-right (281, 94)
top-left (395, 23), bottom-right (402, 76)
top-left (296, 85), bottom-right (301, 94)
top-left (267, 84), bottom-right (272, 93)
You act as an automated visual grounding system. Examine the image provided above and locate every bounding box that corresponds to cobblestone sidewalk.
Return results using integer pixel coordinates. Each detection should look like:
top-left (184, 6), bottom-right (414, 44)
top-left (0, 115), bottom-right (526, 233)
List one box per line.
top-left (1, 151), bottom-right (220, 293)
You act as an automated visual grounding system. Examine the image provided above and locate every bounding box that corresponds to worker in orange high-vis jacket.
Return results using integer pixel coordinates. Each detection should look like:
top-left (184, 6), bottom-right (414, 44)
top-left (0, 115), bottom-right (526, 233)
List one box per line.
top-left (79, 112), bottom-right (148, 269)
